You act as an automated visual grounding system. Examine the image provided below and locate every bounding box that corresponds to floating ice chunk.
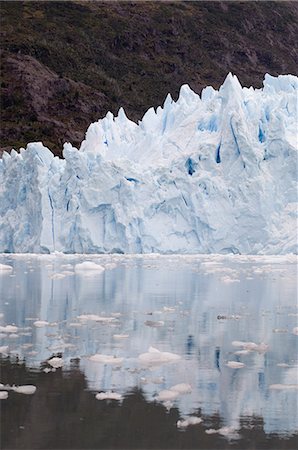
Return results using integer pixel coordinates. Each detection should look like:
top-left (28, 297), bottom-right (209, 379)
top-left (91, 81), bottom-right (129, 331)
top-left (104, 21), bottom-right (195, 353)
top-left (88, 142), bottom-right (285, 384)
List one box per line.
top-left (0, 391), bottom-right (8, 399)
top-left (12, 385), bottom-right (36, 395)
top-left (77, 314), bottom-right (116, 323)
top-left (33, 320), bottom-right (49, 328)
top-left (269, 384), bottom-right (298, 390)
top-left (144, 320), bottom-right (165, 327)
top-left (232, 340), bottom-right (268, 353)
top-left (89, 354), bottom-right (124, 365)
top-left (0, 264), bottom-right (13, 273)
top-left (163, 401), bottom-right (173, 411)
top-left (43, 368), bottom-right (52, 373)
top-left (75, 262), bottom-right (105, 275)
top-left (277, 363), bottom-right (290, 368)
top-left (8, 333), bottom-right (18, 339)
top-left (0, 325), bottom-right (18, 333)
top-left (170, 383), bottom-right (192, 394)
top-left (138, 347), bottom-right (181, 366)
top-left (220, 276), bottom-right (240, 283)
top-left (0, 346), bottom-right (9, 354)
top-left (157, 389), bottom-right (179, 402)
top-left (151, 377), bottom-right (165, 384)
top-left (163, 306), bottom-right (176, 313)
top-left (113, 334), bottom-right (129, 340)
top-left (205, 426), bottom-right (238, 437)
top-left (104, 263), bottom-right (117, 270)
top-left (292, 327), bottom-right (298, 335)
top-left (50, 273), bottom-right (66, 280)
top-left (95, 391), bottom-right (122, 401)
top-left (48, 357), bottom-right (64, 368)
top-left (177, 416), bottom-right (202, 428)
top-left (226, 361), bottom-right (245, 369)
top-left (234, 350), bottom-right (251, 355)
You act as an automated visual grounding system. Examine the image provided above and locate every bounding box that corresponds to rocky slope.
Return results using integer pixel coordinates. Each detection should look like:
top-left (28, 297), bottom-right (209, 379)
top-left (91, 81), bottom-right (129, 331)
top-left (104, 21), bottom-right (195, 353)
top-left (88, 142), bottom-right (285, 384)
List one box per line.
top-left (1, 1), bottom-right (298, 156)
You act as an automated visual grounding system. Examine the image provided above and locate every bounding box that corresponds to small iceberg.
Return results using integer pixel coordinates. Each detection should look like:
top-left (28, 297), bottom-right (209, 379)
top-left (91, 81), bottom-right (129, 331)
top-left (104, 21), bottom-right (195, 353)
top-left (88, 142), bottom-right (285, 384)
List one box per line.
top-left (48, 357), bottom-right (64, 368)
top-left (95, 391), bottom-right (122, 401)
top-left (0, 264), bottom-right (13, 273)
top-left (0, 325), bottom-right (18, 333)
top-left (75, 262), bottom-right (105, 275)
top-left (177, 416), bottom-right (202, 429)
top-left (226, 361), bottom-right (245, 369)
top-left (12, 385), bottom-right (36, 395)
top-left (33, 320), bottom-right (49, 328)
top-left (138, 347), bottom-right (181, 366)
top-left (157, 390), bottom-right (179, 402)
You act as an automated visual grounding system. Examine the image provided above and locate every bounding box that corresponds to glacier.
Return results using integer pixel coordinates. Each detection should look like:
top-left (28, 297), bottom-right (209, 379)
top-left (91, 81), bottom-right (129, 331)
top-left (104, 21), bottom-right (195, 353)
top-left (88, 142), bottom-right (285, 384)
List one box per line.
top-left (0, 73), bottom-right (297, 254)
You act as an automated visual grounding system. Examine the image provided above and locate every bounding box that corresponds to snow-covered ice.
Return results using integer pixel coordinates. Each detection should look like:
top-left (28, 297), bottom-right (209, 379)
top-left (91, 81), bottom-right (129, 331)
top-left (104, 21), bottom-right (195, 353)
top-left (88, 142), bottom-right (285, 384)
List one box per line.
top-left (138, 346), bottom-right (181, 366)
top-left (0, 264), bottom-right (13, 272)
top-left (0, 391), bottom-right (8, 399)
top-left (12, 385), bottom-right (36, 395)
top-left (95, 391), bottom-right (122, 401)
top-left (0, 74), bottom-right (297, 254)
top-left (177, 416), bottom-right (202, 428)
top-left (47, 357), bottom-right (64, 368)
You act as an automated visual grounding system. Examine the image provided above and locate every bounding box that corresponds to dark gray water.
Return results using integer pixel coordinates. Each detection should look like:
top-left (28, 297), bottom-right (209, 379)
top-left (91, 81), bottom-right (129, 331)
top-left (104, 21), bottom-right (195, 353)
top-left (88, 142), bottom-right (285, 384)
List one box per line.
top-left (0, 254), bottom-right (297, 449)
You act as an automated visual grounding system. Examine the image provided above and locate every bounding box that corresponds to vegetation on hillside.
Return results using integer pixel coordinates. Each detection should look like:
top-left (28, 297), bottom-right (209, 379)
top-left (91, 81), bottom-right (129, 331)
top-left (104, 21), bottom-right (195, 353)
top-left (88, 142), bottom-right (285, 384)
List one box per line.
top-left (1, 1), bottom-right (297, 156)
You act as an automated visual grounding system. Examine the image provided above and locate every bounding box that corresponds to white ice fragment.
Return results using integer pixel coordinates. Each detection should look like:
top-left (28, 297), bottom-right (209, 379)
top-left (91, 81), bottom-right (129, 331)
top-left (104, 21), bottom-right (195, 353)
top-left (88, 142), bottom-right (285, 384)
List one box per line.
top-left (12, 385), bottom-right (36, 395)
top-left (226, 361), bottom-right (245, 369)
top-left (232, 340), bottom-right (268, 353)
top-left (0, 391), bottom-right (8, 399)
top-left (8, 333), bottom-right (18, 339)
top-left (75, 262), bottom-right (105, 275)
top-left (177, 416), bottom-right (202, 428)
top-left (292, 327), bottom-right (298, 335)
top-left (0, 325), bottom-right (18, 333)
top-left (50, 273), bottom-right (66, 280)
top-left (47, 357), bottom-right (64, 368)
top-left (157, 389), bottom-right (179, 402)
top-left (95, 391), bottom-right (122, 401)
top-left (113, 334), bottom-right (129, 340)
top-left (0, 346), bottom-right (9, 354)
top-left (144, 320), bottom-right (165, 327)
top-left (138, 347), bottom-right (181, 366)
top-left (234, 350), bottom-right (251, 355)
top-left (163, 306), bottom-right (176, 313)
top-left (89, 354), bottom-right (124, 365)
top-left (151, 377), bottom-right (165, 384)
top-left (77, 314), bottom-right (116, 323)
top-left (170, 383), bottom-right (192, 394)
top-left (269, 384), bottom-right (298, 390)
top-left (0, 264), bottom-right (13, 273)
top-left (33, 320), bottom-right (49, 328)
top-left (205, 426), bottom-right (238, 437)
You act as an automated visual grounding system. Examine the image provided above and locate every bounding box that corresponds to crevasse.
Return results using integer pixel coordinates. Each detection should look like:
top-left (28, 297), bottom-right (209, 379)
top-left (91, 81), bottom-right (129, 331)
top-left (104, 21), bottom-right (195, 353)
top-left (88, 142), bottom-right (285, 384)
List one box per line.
top-left (0, 73), bottom-right (297, 254)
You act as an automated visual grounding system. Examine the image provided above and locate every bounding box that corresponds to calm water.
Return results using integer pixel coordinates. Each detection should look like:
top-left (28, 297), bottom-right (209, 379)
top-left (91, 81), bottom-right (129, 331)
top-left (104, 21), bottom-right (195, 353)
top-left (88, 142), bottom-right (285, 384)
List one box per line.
top-left (0, 253), bottom-right (297, 449)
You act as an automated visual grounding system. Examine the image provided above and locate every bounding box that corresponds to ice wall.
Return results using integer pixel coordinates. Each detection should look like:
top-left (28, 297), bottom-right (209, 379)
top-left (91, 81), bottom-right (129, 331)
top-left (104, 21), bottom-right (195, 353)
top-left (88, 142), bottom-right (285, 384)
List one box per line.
top-left (0, 73), bottom-right (297, 254)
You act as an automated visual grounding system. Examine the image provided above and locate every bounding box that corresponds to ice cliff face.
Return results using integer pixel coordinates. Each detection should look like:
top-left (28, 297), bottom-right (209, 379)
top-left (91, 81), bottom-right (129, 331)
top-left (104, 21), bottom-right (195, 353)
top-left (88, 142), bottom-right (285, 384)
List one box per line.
top-left (0, 73), bottom-right (297, 254)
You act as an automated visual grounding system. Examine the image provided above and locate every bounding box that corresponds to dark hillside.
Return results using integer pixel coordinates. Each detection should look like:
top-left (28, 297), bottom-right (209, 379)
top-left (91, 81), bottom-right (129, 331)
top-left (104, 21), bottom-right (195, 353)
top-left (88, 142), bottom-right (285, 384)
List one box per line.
top-left (1, 1), bottom-right (298, 156)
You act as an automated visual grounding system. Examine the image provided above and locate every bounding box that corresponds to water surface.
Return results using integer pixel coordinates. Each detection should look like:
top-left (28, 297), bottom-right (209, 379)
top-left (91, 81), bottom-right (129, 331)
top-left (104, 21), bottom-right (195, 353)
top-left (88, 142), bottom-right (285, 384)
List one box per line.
top-left (0, 254), bottom-right (297, 449)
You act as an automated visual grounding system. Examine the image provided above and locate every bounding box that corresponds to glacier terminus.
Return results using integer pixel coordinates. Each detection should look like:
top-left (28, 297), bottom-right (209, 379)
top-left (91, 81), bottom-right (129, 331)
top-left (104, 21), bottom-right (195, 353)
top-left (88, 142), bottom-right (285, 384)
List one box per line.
top-left (0, 73), bottom-right (297, 254)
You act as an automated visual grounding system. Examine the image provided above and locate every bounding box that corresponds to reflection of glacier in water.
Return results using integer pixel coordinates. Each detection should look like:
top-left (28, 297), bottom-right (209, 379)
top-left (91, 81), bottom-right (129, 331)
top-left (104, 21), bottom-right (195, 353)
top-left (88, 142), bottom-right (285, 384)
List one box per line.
top-left (0, 254), bottom-right (297, 437)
